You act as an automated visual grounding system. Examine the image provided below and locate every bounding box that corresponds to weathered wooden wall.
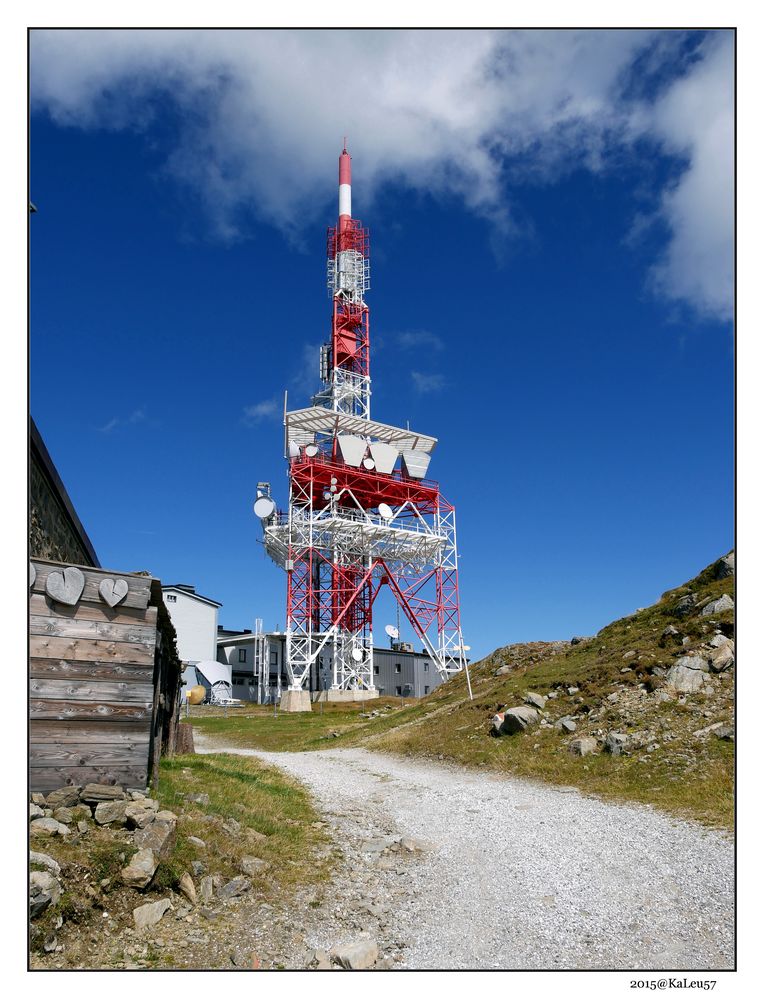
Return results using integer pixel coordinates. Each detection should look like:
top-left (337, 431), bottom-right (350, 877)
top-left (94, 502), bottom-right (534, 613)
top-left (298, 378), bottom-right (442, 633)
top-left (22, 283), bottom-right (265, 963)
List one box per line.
top-left (29, 560), bottom-right (159, 792)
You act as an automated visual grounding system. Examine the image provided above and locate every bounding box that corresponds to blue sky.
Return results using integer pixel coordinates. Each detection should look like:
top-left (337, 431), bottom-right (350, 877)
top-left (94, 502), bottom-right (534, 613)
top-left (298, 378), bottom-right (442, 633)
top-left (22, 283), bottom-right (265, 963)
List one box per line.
top-left (30, 29), bottom-right (733, 659)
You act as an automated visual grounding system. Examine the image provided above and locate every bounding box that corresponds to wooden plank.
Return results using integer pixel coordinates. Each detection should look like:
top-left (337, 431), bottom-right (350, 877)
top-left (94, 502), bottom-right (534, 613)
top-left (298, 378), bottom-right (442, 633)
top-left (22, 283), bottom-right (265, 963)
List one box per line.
top-left (30, 614), bottom-right (157, 646)
top-left (31, 658), bottom-right (154, 684)
top-left (30, 635), bottom-right (155, 666)
top-left (29, 678), bottom-right (154, 704)
top-left (30, 720), bottom-right (151, 744)
top-left (30, 561), bottom-right (152, 611)
top-left (30, 699), bottom-right (153, 722)
top-left (29, 593), bottom-right (158, 627)
top-left (30, 743), bottom-right (149, 767)
top-left (30, 765), bottom-right (150, 794)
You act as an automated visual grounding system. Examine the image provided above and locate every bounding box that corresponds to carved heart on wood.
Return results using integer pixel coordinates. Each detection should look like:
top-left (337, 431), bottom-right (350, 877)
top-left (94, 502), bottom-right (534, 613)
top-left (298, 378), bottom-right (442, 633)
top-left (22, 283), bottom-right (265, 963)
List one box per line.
top-left (46, 566), bottom-right (85, 606)
top-left (99, 577), bottom-right (129, 607)
top-left (29, 562), bottom-right (36, 589)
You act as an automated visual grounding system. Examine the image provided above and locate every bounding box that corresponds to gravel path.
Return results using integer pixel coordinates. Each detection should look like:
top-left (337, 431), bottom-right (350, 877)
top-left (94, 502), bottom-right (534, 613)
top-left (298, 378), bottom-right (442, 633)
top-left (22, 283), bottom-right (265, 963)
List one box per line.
top-left (196, 736), bottom-right (734, 970)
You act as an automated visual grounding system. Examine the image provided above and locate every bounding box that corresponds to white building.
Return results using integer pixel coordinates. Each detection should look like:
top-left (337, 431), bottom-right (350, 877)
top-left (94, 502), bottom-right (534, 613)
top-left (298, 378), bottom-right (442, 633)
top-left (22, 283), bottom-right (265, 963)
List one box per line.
top-left (162, 584), bottom-right (222, 670)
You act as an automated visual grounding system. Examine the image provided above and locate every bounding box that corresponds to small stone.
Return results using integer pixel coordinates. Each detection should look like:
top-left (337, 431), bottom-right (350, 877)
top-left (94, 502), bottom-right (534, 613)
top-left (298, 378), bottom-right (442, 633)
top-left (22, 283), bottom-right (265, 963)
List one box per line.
top-left (199, 877), bottom-right (215, 903)
top-left (125, 803), bottom-right (156, 829)
top-left (715, 725), bottom-right (734, 741)
top-left (399, 836), bottom-right (430, 853)
top-left (52, 806), bottom-right (75, 824)
top-left (187, 836), bottom-right (207, 849)
top-left (218, 876), bottom-right (252, 899)
top-left (524, 691), bottom-right (547, 710)
top-left (307, 948), bottom-right (332, 970)
top-left (622, 650), bottom-right (637, 660)
top-left (133, 898), bottom-right (172, 931)
top-left (134, 818), bottom-right (176, 858)
top-left (30, 851), bottom-right (61, 876)
top-left (240, 856), bottom-right (268, 876)
top-left (121, 849), bottom-right (158, 889)
top-left (30, 870), bottom-right (61, 917)
top-left (494, 665), bottom-right (511, 676)
top-left (30, 793), bottom-right (46, 806)
top-left (184, 792), bottom-right (210, 806)
top-left (43, 934), bottom-right (58, 953)
top-left (570, 636), bottom-right (584, 645)
top-left (674, 593), bottom-right (697, 618)
top-left (332, 937), bottom-right (379, 970)
top-left (568, 737), bottom-right (597, 757)
top-left (30, 803), bottom-right (44, 820)
top-left (77, 820), bottom-right (89, 835)
top-left (708, 645), bottom-right (734, 673)
top-left (567, 687), bottom-right (579, 696)
top-left (178, 872), bottom-right (197, 905)
top-left (500, 706), bottom-right (540, 735)
top-left (191, 860), bottom-right (206, 877)
top-left (555, 716), bottom-right (577, 733)
top-left (607, 692), bottom-right (619, 703)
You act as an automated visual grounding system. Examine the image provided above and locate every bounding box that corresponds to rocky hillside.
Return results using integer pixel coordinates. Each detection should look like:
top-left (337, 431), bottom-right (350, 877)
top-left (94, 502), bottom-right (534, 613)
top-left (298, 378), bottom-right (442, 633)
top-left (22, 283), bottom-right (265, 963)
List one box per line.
top-left (358, 552), bottom-right (735, 827)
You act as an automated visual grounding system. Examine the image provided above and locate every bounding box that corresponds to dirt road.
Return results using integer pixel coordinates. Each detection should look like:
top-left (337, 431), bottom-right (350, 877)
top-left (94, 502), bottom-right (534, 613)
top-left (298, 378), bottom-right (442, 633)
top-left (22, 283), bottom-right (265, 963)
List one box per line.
top-left (196, 735), bottom-right (734, 970)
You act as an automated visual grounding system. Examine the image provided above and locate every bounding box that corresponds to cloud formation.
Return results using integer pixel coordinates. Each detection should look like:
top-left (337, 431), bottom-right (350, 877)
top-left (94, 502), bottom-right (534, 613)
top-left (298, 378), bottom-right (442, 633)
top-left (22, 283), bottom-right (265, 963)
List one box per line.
top-left (98, 407), bottom-right (147, 433)
top-left (242, 399), bottom-right (280, 425)
top-left (31, 29), bottom-right (733, 320)
top-left (411, 371), bottom-right (446, 394)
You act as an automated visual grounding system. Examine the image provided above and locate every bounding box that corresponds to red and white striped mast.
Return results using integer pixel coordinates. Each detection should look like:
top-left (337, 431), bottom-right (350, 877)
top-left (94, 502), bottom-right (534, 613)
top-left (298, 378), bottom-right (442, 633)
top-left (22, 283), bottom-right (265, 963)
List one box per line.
top-left (258, 142), bottom-right (470, 710)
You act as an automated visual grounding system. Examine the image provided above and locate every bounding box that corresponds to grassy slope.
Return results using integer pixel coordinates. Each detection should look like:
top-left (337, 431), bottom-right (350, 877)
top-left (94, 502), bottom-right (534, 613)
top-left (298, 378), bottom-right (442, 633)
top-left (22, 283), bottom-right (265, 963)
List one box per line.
top-left (352, 556), bottom-right (735, 828)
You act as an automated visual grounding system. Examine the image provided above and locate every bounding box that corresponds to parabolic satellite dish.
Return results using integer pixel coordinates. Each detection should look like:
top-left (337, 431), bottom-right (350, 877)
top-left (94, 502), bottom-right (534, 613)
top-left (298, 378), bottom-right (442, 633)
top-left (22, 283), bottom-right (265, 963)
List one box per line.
top-left (385, 624), bottom-right (399, 639)
top-left (253, 496), bottom-right (276, 519)
top-left (351, 647), bottom-right (364, 662)
top-left (305, 443), bottom-right (319, 457)
top-left (378, 502), bottom-right (393, 521)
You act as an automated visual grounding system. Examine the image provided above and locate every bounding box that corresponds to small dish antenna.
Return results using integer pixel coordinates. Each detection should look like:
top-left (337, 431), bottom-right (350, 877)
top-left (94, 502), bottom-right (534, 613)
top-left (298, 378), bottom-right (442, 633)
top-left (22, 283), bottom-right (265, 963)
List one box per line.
top-left (378, 502), bottom-right (393, 521)
top-left (363, 457), bottom-right (375, 470)
top-left (351, 647), bottom-right (364, 662)
top-left (253, 496), bottom-right (276, 519)
top-left (385, 624), bottom-right (399, 639)
top-left (305, 443), bottom-right (319, 457)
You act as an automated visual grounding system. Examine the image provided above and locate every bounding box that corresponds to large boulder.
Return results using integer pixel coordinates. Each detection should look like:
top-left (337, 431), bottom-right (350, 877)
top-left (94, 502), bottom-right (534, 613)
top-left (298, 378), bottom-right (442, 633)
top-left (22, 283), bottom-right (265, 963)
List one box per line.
top-left (604, 732), bottom-right (628, 756)
top-left (133, 898), bottom-right (172, 931)
top-left (673, 594), bottom-right (697, 618)
top-left (124, 802), bottom-right (156, 829)
top-left (500, 706), bottom-right (540, 735)
top-left (217, 876), bottom-right (252, 900)
top-left (30, 817), bottom-right (70, 838)
top-left (702, 594), bottom-right (734, 617)
top-left (709, 645), bottom-right (734, 673)
top-left (178, 872), bottom-right (197, 905)
top-left (30, 852), bottom-right (61, 877)
top-left (666, 660), bottom-right (705, 693)
top-left (714, 553), bottom-right (735, 579)
top-left (332, 938), bottom-right (379, 970)
top-left (121, 849), bottom-right (158, 889)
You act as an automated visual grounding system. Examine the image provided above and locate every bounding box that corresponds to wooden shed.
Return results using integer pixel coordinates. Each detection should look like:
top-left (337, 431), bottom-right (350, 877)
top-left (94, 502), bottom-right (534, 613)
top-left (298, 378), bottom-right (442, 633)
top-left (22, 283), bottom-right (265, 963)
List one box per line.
top-left (29, 559), bottom-right (175, 793)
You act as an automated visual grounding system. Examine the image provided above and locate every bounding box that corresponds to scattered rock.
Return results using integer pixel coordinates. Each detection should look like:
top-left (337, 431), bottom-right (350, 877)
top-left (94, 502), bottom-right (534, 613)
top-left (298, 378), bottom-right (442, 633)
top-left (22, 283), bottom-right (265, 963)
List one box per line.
top-left (77, 820), bottom-right (89, 835)
top-left (191, 860), bottom-right (206, 877)
top-left (715, 725), bottom-right (734, 741)
top-left (701, 594), bottom-right (734, 617)
top-left (230, 946), bottom-right (258, 968)
top-left (708, 645), bottom-right (734, 673)
top-left (604, 732), bottom-right (628, 756)
top-left (178, 872), bottom-right (197, 905)
top-left (30, 817), bottom-right (70, 838)
top-left (524, 691), bottom-right (547, 710)
top-left (567, 687), bottom-right (579, 696)
top-left (134, 817), bottom-right (176, 858)
top-left (622, 650), bottom-right (637, 660)
top-left (494, 666), bottom-right (511, 677)
top-left (121, 848), bottom-right (158, 889)
top-left (674, 593), bottom-right (697, 618)
top-left (45, 786), bottom-right (81, 809)
top-left (555, 716), bottom-right (577, 733)
top-left (570, 637), bottom-right (584, 645)
top-left (30, 803), bottom-right (44, 820)
top-left (94, 800), bottom-right (129, 826)
top-left (568, 737), bottom-right (597, 757)
top-left (399, 836), bottom-right (430, 853)
top-left (187, 836), bottom-right (207, 849)
top-left (606, 692), bottom-right (619, 703)
top-left (199, 876), bottom-right (215, 904)
top-left (709, 634), bottom-right (732, 649)
top-left (30, 851), bottom-right (61, 877)
top-left (133, 898), bottom-right (172, 931)
top-left (666, 661), bottom-right (705, 693)
top-left (500, 706), bottom-right (540, 735)
top-left (332, 937), bottom-right (379, 970)
top-left (125, 803), bottom-right (156, 829)
top-left (80, 784), bottom-right (126, 804)
top-left (240, 856), bottom-right (268, 876)
top-left (31, 793), bottom-right (46, 806)
top-left (218, 876), bottom-right (252, 900)
top-left (185, 793), bottom-right (210, 806)
top-left (30, 870), bottom-right (61, 917)
top-left (307, 948), bottom-right (332, 970)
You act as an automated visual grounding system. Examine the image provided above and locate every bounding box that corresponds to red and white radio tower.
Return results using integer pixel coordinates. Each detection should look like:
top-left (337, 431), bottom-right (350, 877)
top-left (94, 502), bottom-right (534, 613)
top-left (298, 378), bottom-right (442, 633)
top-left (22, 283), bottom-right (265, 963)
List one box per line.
top-left (255, 143), bottom-right (470, 710)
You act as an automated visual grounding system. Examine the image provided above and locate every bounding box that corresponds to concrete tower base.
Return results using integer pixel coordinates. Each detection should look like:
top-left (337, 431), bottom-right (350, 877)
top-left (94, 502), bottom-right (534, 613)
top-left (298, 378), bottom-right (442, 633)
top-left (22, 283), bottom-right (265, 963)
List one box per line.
top-left (279, 689), bottom-right (312, 713)
top-left (313, 689), bottom-right (380, 704)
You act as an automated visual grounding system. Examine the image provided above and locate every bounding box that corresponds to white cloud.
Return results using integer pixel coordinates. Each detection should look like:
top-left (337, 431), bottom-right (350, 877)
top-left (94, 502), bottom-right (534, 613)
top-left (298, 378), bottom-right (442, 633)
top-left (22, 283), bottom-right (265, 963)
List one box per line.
top-left (242, 399), bottom-right (280, 425)
top-left (31, 28), bottom-right (733, 320)
top-left (395, 330), bottom-right (444, 351)
top-left (98, 407), bottom-right (147, 433)
top-left (411, 371), bottom-right (445, 394)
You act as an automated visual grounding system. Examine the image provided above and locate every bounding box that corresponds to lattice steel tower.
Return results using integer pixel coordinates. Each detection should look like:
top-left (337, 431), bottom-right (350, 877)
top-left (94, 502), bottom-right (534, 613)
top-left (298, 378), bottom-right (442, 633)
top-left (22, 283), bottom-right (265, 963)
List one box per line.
top-left (256, 144), bottom-right (469, 706)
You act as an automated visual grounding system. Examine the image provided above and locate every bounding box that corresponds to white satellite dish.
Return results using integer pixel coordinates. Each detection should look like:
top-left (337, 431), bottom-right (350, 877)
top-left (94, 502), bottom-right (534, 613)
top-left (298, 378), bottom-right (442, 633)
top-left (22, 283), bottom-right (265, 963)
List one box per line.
top-left (305, 443), bottom-right (319, 457)
top-left (362, 457), bottom-right (376, 470)
top-left (385, 624), bottom-right (399, 639)
top-left (378, 502), bottom-right (393, 521)
top-left (253, 496), bottom-right (276, 519)
top-left (351, 647), bottom-right (364, 662)
top-left (460, 645), bottom-right (472, 652)
top-left (288, 441), bottom-right (301, 458)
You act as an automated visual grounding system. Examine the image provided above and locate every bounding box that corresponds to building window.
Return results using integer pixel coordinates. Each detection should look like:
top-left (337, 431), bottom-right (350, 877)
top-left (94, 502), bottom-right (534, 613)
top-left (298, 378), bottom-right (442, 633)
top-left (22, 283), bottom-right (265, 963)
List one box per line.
top-left (270, 650), bottom-right (278, 665)
top-left (424, 686), bottom-right (430, 694)
top-left (395, 663), bottom-right (401, 673)
top-left (238, 649), bottom-right (247, 663)
top-left (395, 686), bottom-right (402, 696)
top-left (373, 664), bottom-right (380, 675)
top-left (423, 663), bottom-right (429, 671)
top-left (166, 594), bottom-right (177, 603)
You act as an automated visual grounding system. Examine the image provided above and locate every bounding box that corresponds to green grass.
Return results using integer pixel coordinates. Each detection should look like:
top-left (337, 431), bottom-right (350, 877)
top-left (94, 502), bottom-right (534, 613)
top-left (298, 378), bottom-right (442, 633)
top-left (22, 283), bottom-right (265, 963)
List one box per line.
top-left (189, 554), bottom-right (734, 830)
